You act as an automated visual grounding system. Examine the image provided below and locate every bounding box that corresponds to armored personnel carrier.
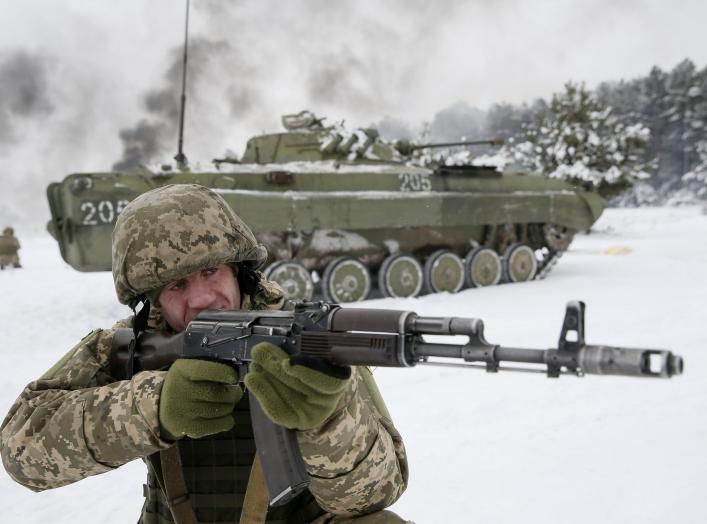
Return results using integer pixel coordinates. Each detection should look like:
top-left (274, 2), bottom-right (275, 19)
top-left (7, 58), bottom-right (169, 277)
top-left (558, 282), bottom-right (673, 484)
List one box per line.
top-left (46, 111), bottom-right (606, 303)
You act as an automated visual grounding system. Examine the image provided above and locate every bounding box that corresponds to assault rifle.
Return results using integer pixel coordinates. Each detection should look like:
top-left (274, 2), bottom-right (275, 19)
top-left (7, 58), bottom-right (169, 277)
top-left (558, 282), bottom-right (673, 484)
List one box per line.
top-left (111, 300), bottom-right (683, 507)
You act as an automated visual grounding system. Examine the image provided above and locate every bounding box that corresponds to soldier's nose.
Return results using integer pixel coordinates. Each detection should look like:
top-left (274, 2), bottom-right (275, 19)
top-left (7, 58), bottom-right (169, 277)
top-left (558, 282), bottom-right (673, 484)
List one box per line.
top-left (186, 284), bottom-right (219, 310)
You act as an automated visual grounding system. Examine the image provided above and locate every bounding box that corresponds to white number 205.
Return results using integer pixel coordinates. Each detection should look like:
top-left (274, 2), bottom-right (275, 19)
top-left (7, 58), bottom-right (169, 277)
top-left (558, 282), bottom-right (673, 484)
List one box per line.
top-left (399, 173), bottom-right (431, 192)
top-left (80, 200), bottom-right (130, 225)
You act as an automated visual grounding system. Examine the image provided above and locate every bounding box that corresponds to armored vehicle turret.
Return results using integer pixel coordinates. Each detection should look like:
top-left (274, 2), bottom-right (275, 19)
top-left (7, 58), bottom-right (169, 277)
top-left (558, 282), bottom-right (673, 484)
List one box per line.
top-left (46, 111), bottom-right (606, 303)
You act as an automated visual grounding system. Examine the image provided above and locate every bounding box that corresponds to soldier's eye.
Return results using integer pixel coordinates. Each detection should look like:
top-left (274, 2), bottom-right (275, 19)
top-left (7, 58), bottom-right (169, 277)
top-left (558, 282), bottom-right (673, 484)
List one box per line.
top-left (167, 280), bottom-right (187, 292)
top-left (204, 267), bottom-right (219, 277)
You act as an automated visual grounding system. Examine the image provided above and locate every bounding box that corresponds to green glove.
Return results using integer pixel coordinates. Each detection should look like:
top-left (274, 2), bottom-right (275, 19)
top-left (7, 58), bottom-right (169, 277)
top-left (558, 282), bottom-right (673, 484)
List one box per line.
top-left (244, 343), bottom-right (351, 430)
top-left (159, 359), bottom-right (242, 441)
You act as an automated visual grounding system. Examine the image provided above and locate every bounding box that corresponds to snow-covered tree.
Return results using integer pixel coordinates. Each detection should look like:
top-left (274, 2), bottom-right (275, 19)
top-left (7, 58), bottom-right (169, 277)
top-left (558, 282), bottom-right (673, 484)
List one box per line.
top-left (510, 83), bottom-right (653, 198)
top-left (661, 60), bottom-right (707, 181)
top-left (682, 140), bottom-right (707, 199)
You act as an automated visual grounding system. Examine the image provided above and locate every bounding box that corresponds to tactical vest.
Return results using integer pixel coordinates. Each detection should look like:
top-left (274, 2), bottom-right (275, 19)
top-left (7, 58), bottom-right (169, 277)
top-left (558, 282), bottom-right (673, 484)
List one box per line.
top-left (140, 392), bottom-right (325, 524)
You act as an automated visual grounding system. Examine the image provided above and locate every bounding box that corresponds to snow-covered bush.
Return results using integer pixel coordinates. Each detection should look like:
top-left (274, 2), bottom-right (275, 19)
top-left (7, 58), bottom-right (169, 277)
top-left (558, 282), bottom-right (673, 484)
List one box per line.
top-left (510, 83), bottom-right (653, 198)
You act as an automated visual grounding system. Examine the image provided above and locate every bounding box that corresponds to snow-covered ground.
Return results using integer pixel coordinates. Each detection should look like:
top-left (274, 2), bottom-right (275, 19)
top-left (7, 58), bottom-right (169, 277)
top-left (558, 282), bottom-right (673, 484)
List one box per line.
top-left (0, 206), bottom-right (705, 523)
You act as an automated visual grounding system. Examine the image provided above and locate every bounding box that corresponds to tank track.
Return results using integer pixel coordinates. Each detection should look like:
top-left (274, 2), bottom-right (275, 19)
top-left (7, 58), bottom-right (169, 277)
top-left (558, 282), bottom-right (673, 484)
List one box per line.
top-left (535, 249), bottom-right (563, 280)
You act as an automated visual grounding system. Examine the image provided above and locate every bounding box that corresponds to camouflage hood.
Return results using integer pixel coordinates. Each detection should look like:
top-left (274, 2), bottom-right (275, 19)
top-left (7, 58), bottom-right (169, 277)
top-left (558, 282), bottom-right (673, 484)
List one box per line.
top-left (112, 184), bottom-right (268, 305)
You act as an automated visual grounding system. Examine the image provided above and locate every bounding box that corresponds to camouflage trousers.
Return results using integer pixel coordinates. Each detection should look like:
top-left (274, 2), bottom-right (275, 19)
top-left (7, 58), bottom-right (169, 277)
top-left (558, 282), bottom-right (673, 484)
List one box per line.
top-left (311, 510), bottom-right (412, 524)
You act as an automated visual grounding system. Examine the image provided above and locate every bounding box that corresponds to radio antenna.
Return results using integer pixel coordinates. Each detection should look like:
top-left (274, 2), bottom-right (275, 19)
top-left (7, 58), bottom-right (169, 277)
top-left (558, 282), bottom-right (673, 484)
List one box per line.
top-left (174, 0), bottom-right (190, 169)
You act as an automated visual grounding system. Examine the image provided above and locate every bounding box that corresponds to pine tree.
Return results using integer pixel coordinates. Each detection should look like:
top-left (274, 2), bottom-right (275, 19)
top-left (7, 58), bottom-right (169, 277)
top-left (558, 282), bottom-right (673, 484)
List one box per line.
top-left (594, 60), bottom-right (707, 200)
top-left (682, 140), bottom-right (707, 199)
top-left (510, 83), bottom-right (653, 199)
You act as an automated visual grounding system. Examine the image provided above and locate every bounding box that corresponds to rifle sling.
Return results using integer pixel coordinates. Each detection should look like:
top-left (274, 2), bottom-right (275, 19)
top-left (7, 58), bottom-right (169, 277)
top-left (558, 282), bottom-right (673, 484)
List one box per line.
top-left (239, 454), bottom-right (270, 524)
top-left (147, 446), bottom-right (198, 524)
top-left (147, 446), bottom-right (269, 524)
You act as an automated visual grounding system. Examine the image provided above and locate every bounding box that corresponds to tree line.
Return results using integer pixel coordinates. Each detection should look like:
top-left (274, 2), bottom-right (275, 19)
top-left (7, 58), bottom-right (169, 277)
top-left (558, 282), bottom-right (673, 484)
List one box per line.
top-left (410, 58), bottom-right (707, 204)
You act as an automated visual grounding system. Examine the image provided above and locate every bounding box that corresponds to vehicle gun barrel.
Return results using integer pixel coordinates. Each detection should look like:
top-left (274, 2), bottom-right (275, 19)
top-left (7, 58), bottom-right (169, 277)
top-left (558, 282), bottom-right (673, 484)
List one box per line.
top-left (410, 138), bottom-right (505, 149)
top-left (394, 138), bottom-right (504, 156)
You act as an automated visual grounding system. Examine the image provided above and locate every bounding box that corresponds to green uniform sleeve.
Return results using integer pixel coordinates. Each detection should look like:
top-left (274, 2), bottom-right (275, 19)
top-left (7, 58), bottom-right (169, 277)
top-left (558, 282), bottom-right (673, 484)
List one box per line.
top-left (296, 366), bottom-right (408, 516)
top-left (0, 321), bottom-right (172, 492)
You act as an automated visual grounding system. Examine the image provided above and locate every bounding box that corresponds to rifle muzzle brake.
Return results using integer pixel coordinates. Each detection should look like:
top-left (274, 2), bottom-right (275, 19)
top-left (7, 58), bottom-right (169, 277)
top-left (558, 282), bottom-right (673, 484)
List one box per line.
top-left (577, 346), bottom-right (683, 378)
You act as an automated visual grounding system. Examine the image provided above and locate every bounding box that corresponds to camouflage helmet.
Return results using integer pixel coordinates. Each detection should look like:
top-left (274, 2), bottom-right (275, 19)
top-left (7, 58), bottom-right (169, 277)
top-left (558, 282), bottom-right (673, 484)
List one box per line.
top-left (3, 227), bottom-right (13, 235)
top-left (112, 184), bottom-right (268, 305)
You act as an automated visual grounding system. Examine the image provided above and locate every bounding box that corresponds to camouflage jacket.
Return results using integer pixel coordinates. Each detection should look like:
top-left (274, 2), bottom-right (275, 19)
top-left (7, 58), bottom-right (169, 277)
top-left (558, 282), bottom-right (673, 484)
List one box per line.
top-left (0, 290), bottom-right (408, 517)
top-left (0, 233), bottom-right (20, 256)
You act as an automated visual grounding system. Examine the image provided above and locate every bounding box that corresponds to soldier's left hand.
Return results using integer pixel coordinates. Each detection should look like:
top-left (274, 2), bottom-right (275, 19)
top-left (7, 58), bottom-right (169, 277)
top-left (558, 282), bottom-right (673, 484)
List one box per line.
top-left (244, 342), bottom-right (351, 430)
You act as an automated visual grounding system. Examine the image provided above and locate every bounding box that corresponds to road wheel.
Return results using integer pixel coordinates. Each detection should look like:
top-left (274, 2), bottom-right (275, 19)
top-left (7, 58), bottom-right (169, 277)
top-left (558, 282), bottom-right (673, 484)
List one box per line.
top-left (264, 260), bottom-right (314, 301)
top-left (464, 246), bottom-right (502, 287)
top-left (322, 257), bottom-right (371, 303)
top-left (424, 250), bottom-right (465, 294)
top-left (502, 243), bottom-right (538, 283)
top-left (378, 254), bottom-right (424, 298)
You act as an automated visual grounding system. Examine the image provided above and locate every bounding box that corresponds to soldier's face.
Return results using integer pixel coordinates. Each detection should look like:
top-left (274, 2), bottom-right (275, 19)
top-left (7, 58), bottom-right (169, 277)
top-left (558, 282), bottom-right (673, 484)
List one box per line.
top-left (158, 264), bottom-right (241, 332)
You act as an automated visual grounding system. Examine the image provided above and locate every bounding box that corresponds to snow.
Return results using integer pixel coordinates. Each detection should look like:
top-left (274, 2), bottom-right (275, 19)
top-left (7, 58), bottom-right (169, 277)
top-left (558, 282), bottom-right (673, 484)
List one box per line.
top-left (216, 188), bottom-right (439, 199)
top-left (215, 161), bottom-right (430, 175)
top-left (308, 229), bottom-right (373, 253)
top-left (0, 207), bottom-right (705, 523)
top-left (316, 125), bottom-right (382, 162)
top-left (213, 188), bottom-right (577, 200)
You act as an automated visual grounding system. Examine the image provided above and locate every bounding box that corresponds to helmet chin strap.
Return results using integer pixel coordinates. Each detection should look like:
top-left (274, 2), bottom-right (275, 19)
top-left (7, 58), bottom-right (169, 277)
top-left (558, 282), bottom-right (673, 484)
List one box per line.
top-left (126, 294), bottom-right (151, 379)
top-left (237, 265), bottom-right (259, 296)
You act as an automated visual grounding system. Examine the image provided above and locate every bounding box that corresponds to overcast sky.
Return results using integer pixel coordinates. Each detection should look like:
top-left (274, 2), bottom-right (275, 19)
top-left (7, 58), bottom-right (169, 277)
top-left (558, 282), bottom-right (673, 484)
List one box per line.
top-left (1, 0), bottom-right (706, 227)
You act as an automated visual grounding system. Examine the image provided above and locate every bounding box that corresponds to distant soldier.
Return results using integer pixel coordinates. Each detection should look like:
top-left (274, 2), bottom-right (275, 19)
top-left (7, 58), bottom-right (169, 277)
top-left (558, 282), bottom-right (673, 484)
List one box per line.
top-left (0, 227), bottom-right (21, 269)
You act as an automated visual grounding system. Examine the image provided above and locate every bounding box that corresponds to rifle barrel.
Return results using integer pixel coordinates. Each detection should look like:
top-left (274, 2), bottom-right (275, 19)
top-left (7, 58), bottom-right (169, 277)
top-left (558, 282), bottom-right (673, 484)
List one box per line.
top-left (413, 341), bottom-right (682, 378)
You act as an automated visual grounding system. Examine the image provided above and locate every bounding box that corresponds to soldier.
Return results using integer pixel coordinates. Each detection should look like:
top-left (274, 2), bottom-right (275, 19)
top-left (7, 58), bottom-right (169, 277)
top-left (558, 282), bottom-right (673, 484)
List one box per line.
top-left (0, 184), bottom-right (410, 524)
top-left (0, 226), bottom-right (21, 269)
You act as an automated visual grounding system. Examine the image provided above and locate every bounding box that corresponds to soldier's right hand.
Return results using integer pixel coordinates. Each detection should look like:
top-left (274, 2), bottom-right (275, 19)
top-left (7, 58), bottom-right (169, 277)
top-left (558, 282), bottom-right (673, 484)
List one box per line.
top-left (158, 359), bottom-right (242, 441)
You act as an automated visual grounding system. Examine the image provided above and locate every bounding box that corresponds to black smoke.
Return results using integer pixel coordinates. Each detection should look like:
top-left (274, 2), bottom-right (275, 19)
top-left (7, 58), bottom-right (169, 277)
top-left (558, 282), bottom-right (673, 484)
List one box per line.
top-left (306, 48), bottom-right (376, 109)
top-left (112, 37), bottom-right (241, 170)
top-left (112, 120), bottom-right (169, 172)
top-left (0, 50), bottom-right (54, 144)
